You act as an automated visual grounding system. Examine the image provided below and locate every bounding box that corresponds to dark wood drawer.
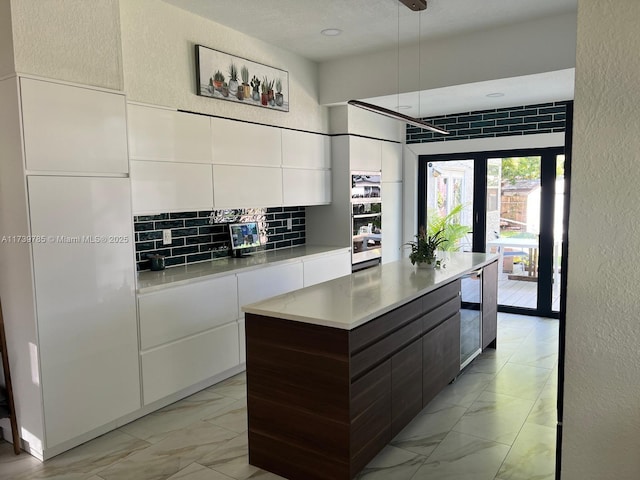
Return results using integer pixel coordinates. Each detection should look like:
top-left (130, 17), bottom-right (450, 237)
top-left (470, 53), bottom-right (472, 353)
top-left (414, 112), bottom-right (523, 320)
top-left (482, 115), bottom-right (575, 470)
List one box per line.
top-left (422, 279), bottom-right (461, 314)
top-left (351, 318), bottom-right (422, 380)
top-left (422, 295), bottom-right (461, 333)
top-left (350, 296), bottom-right (423, 353)
top-left (423, 313), bottom-right (461, 407)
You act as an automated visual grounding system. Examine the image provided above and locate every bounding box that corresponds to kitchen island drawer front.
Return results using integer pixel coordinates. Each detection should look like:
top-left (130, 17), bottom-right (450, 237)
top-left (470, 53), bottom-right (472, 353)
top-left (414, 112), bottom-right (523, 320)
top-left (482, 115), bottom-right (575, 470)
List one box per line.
top-left (391, 338), bottom-right (423, 436)
top-left (350, 296), bottom-right (423, 353)
top-left (138, 275), bottom-right (239, 350)
top-left (423, 313), bottom-right (461, 407)
top-left (141, 322), bottom-right (239, 404)
top-left (422, 279), bottom-right (461, 314)
top-left (351, 318), bottom-right (422, 380)
top-left (421, 295), bottom-right (461, 334)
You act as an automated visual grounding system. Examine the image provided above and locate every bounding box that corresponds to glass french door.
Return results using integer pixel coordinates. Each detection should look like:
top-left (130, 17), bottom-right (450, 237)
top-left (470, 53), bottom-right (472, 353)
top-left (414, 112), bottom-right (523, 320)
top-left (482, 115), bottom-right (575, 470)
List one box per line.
top-left (419, 148), bottom-right (565, 317)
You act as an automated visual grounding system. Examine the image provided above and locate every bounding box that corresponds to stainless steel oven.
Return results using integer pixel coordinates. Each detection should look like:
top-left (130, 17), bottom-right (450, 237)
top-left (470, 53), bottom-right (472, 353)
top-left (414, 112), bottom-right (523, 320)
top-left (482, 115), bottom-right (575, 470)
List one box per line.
top-left (351, 172), bottom-right (382, 269)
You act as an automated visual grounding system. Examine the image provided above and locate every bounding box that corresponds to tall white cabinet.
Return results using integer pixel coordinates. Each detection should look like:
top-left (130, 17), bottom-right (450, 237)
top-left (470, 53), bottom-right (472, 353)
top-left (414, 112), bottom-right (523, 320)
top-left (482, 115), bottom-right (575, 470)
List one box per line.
top-left (0, 76), bottom-right (139, 459)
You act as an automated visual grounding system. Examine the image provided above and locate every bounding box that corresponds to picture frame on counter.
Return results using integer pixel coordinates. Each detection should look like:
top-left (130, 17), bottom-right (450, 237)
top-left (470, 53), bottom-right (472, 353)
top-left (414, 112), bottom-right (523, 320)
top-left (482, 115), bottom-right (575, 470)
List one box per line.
top-left (195, 44), bottom-right (289, 112)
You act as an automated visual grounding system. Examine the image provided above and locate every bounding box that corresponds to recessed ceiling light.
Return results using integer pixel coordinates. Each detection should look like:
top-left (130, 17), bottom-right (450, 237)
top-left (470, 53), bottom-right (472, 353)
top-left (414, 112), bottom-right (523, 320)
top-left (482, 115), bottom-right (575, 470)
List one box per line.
top-left (321, 28), bottom-right (342, 37)
top-left (486, 92), bottom-right (505, 98)
top-left (396, 105), bottom-right (412, 110)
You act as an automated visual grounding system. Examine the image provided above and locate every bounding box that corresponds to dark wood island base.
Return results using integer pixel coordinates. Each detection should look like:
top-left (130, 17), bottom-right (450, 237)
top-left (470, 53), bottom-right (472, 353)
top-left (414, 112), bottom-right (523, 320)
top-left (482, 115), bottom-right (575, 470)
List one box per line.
top-left (246, 273), bottom-right (497, 480)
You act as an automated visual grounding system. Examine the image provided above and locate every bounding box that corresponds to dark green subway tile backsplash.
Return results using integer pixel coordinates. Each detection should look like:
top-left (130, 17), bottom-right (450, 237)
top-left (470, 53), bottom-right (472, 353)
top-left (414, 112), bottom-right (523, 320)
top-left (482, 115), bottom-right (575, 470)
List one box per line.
top-left (133, 207), bottom-right (305, 271)
top-left (406, 101), bottom-right (568, 144)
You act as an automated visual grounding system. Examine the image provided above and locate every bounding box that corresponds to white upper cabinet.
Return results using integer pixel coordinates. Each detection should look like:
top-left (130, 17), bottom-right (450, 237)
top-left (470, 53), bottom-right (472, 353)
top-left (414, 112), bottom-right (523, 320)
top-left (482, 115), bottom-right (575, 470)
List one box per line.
top-left (350, 136), bottom-right (382, 172)
top-left (382, 182), bottom-right (403, 264)
top-left (213, 164), bottom-right (282, 208)
top-left (128, 104), bottom-right (212, 163)
top-left (282, 130), bottom-right (330, 169)
top-left (211, 117), bottom-right (281, 166)
top-left (130, 160), bottom-right (214, 214)
top-left (381, 141), bottom-right (402, 182)
top-left (20, 78), bottom-right (128, 174)
top-left (282, 168), bottom-right (331, 206)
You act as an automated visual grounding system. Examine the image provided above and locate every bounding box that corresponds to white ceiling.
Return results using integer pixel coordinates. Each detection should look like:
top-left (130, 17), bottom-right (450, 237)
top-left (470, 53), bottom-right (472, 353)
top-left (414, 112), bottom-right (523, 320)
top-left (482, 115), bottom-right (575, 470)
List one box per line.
top-left (163, 0), bottom-right (577, 115)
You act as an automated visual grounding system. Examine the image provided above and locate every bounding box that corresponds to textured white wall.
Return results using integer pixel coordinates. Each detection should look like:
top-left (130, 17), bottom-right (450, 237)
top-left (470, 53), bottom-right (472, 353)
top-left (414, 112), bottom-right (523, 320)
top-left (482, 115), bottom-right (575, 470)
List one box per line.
top-left (0, 0), bottom-right (14, 77)
top-left (562, 1), bottom-right (640, 478)
top-left (319, 12), bottom-right (577, 105)
top-left (10, 0), bottom-right (123, 90)
top-left (119, 0), bottom-right (328, 133)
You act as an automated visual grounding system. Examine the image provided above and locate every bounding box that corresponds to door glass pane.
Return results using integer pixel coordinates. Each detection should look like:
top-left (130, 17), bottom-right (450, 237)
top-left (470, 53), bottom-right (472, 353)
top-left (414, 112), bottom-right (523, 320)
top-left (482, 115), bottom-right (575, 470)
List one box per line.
top-left (425, 160), bottom-right (474, 253)
top-left (553, 155), bottom-right (565, 312)
top-left (486, 157), bottom-right (541, 309)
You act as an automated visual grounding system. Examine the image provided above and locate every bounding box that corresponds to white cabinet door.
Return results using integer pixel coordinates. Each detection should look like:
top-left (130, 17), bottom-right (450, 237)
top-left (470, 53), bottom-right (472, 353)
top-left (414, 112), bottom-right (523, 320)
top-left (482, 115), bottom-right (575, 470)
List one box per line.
top-left (238, 318), bottom-right (246, 364)
top-left (138, 275), bottom-right (239, 350)
top-left (282, 130), bottom-right (330, 169)
top-left (350, 136), bottom-right (381, 172)
top-left (212, 165), bottom-right (282, 208)
top-left (237, 262), bottom-right (303, 308)
top-left (303, 251), bottom-right (351, 287)
top-left (141, 322), bottom-right (240, 404)
top-left (20, 78), bottom-right (128, 173)
top-left (381, 141), bottom-right (402, 182)
top-left (382, 182), bottom-right (403, 264)
top-left (282, 168), bottom-right (331, 206)
top-left (211, 118), bottom-right (281, 166)
top-left (128, 104), bottom-right (212, 163)
top-left (130, 160), bottom-right (214, 214)
top-left (28, 176), bottom-right (140, 448)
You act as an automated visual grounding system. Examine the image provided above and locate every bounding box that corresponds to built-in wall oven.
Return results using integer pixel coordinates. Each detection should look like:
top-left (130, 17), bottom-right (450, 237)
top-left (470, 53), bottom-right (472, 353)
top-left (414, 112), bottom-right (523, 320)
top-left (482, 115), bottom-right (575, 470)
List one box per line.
top-left (351, 171), bottom-right (382, 270)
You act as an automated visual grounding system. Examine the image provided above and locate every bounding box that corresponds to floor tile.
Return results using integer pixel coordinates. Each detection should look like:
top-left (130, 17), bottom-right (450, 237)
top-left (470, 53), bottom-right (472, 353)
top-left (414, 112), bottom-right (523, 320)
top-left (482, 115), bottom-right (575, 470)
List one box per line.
top-left (484, 362), bottom-right (552, 401)
top-left (412, 431), bottom-right (510, 480)
top-left (452, 391), bottom-right (534, 445)
top-left (391, 404), bottom-right (467, 457)
top-left (496, 422), bottom-right (556, 480)
top-left (0, 440), bottom-right (41, 480)
top-left (98, 422), bottom-right (238, 480)
top-left (13, 430), bottom-right (149, 480)
top-left (428, 371), bottom-right (494, 408)
top-left (206, 373), bottom-right (246, 400)
top-left (203, 399), bottom-right (247, 433)
top-left (166, 462), bottom-right (235, 480)
top-left (119, 390), bottom-right (236, 444)
top-left (355, 445), bottom-right (426, 480)
top-left (508, 342), bottom-right (559, 370)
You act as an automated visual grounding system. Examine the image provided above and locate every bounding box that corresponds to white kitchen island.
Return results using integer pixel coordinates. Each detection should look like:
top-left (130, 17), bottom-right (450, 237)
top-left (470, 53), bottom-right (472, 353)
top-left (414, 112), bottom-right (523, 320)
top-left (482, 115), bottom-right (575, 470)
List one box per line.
top-left (242, 252), bottom-right (498, 480)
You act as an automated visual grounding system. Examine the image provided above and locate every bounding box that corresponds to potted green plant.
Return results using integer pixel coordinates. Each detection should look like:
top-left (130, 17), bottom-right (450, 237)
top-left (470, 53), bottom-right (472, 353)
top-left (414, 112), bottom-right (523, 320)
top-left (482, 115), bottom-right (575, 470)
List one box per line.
top-left (275, 78), bottom-right (284, 106)
top-left (221, 81), bottom-right (229, 97)
top-left (228, 62), bottom-right (239, 95)
top-left (427, 204), bottom-right (471, 251)
top-left (405, 226), bottom-right (446, 268)
top-left (212, 70), bottom-right (225, 90)
top-left (241, 65), bottom-right (250, 99)
top-left (250, 75), bottom-right (261, 101)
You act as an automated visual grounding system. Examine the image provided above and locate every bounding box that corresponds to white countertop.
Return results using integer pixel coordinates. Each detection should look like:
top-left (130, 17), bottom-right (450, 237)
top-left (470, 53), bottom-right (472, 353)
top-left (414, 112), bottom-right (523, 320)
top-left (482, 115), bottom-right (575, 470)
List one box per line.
top-left (242, 252), bottom-right (498, 330)
top-left (137, 245), bottom-right (350, 294)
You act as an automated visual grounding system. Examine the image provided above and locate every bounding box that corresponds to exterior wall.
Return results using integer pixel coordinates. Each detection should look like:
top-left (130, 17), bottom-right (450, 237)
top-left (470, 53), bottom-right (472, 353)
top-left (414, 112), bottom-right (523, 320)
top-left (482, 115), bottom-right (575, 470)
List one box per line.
top-left (562, 1), bottom-right (640, 478)
top-left (10, 0), bottom-right (123, 90)
top-left (119, 0), bottom-right (328, 133)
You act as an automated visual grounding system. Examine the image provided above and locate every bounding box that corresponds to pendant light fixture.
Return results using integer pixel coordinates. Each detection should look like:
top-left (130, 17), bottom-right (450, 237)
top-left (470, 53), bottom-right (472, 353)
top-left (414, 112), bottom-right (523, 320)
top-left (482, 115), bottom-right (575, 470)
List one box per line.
top-left (347, 0), bottom-right (449, 135)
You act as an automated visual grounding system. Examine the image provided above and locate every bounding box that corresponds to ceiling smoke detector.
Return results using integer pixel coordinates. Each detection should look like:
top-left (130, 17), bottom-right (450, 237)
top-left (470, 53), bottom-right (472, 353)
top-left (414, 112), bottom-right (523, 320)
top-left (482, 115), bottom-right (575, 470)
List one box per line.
top-left (399, 0), bottom-right (427, 11)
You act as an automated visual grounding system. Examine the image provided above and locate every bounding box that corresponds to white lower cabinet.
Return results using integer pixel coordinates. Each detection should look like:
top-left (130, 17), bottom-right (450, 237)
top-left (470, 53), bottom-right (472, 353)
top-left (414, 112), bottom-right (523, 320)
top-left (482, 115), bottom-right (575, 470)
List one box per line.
top-left (303, 250), bottom-right (351, 287)
top-left (238, 318), bottom-right (246, 364)
top-left (138, 276), bottom-right (238, 350)
top-left (282, 168), bottom-right (331, 206)
top-left (141, 322), bottom-right (240, 405)
top-left (237, 262), bottom-right (304, 307)
top-left (130, 160), bottom-right (214, 214)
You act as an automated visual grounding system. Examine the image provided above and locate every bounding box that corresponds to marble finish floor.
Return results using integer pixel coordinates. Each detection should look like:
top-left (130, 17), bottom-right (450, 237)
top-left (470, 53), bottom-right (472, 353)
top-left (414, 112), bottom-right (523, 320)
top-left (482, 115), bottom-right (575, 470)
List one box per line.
top-left (0, 313), bottom-right (558, 480)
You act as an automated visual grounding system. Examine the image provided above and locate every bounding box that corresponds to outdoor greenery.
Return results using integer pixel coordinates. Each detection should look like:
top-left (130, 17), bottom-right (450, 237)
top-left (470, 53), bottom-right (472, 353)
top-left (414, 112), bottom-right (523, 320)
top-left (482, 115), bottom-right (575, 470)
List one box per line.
top-left (427, 203), bottom-right (471, 252)
top-left (501, 157), bottom-right (540, 184)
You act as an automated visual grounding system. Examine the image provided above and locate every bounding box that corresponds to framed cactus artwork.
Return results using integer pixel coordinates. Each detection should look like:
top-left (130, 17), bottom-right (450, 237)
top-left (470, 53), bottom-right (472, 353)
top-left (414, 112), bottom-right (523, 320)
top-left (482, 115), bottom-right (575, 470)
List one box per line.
top-left (195, 44), bottom-right (289, 112)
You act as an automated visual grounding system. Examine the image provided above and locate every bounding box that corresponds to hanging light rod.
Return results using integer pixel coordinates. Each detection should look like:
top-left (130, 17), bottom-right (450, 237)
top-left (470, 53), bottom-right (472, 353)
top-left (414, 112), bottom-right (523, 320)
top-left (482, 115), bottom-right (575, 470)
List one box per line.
top-left (399, 0), bottom-right (427, 11)
top-left (347, 100), bottom-right (450, 135)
